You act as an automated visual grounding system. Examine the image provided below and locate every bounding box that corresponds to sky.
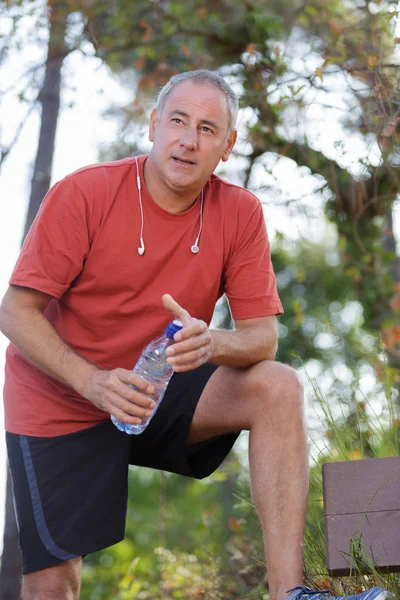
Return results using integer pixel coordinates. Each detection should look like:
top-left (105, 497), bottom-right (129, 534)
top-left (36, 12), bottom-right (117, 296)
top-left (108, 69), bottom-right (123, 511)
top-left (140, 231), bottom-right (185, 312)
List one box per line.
top-left (0, 6), bottom-right (399, 557)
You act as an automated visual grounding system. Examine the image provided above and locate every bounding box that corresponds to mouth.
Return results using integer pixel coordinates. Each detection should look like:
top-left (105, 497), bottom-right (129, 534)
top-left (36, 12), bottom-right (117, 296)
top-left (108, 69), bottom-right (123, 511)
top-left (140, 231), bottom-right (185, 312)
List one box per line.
top-left (172, 156), bottom-right (196, 165)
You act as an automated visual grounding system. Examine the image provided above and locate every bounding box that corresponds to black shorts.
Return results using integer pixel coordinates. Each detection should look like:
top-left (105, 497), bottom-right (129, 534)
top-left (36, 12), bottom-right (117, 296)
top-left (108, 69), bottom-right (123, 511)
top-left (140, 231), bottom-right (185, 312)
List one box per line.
top-left (6, 363), bottom-right (240, 574)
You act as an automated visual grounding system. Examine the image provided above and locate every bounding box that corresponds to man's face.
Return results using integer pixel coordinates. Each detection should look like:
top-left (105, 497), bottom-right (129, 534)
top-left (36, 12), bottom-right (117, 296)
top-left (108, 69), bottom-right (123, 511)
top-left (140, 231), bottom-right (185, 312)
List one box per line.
top-left (148, 80), bottom-right (237, 194)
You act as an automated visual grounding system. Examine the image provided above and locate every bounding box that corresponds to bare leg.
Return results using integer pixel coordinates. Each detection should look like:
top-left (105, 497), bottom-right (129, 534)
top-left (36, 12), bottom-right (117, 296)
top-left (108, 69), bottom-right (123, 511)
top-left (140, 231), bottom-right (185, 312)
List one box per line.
top-left (22, 557), bottom-right (82, 600)
top-left (187, 361), bottom-right (308, 600)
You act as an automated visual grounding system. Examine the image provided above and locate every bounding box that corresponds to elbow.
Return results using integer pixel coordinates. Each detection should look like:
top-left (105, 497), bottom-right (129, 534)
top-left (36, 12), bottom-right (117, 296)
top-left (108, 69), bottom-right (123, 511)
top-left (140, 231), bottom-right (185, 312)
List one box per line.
top-left (0, 299), bottom-right (7, 335)
top-left (0, 290), bottom-right (23, 341)
top-left (0, 301), bottom-right (13, 340)
top-left (0, 286), bottom-right (51, 342)
top-left (264, 323), bottom-right (279, 361)
top-left (265, 321), bottom-right (279, 360)
top-left (265, 340), bottom-right (278, 361)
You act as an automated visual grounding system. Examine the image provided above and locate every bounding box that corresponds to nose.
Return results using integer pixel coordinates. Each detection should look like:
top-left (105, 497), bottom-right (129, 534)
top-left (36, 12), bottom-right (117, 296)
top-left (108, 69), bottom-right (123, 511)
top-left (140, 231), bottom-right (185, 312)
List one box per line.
top-left (180, 129), bottom-right (198, 150)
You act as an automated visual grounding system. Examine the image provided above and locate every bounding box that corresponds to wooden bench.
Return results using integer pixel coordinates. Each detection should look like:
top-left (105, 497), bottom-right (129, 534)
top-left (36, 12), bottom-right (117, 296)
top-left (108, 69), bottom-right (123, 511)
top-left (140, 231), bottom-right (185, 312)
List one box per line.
top-left (322, 456), bottom-right (400, 576)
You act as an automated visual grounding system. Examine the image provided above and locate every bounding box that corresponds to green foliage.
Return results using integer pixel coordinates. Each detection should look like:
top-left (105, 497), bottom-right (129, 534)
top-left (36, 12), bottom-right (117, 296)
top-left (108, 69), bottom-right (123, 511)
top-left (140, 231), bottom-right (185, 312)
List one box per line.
top-left (80, 457), bottom-right (248, 599)
top-left (272, 237), bottom-right (381, 381)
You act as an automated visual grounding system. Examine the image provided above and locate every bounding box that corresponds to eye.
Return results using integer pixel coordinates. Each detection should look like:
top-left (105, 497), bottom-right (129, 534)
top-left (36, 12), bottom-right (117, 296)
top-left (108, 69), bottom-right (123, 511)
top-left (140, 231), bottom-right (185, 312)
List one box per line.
top-left (171, 118), bottom-right (182, 124)
top-left (201, 126), bottom-right (213, 133)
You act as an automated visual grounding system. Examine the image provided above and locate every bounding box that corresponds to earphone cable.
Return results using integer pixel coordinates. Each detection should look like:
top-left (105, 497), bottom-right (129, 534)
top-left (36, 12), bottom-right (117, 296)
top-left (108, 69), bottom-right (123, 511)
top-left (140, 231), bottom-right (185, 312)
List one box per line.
top-left (135, 156), bottom-right (204, 255)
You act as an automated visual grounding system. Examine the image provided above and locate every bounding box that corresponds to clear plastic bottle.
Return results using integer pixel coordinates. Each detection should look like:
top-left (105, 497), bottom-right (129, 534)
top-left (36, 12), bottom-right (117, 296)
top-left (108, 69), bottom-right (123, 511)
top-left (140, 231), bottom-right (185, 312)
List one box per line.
top-left (111, 319), bottom-right (183, 435)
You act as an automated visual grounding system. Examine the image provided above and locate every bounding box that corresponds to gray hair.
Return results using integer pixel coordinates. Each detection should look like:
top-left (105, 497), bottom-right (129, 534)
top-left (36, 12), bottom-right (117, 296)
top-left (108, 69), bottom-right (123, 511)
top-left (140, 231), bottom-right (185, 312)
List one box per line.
top-left (156, 70), bottom-right (239, 133)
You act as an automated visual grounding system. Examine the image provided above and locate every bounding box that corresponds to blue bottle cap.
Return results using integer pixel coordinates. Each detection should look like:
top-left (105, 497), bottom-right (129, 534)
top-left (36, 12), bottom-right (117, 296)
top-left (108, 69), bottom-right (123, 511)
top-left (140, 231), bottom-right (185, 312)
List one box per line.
top-left (165, 319), bottom-right (183, 339)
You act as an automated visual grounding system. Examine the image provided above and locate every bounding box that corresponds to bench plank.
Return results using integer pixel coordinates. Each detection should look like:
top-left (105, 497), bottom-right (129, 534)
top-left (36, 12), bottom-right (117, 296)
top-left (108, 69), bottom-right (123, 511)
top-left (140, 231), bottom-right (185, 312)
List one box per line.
top-left (322, 457), bottom-right (400, 575)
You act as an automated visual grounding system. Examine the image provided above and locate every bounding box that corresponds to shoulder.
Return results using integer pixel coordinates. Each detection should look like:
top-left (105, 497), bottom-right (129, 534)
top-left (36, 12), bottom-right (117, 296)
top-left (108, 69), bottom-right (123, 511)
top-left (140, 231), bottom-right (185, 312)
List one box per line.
top-left (207, 173), bottom-right (262, 211)
top-left (207, 174), bottom-right (263, 226)
top-left (37, 157), bottom-right (141, 226)
top-left (61, 157), bottom-right (138, 192)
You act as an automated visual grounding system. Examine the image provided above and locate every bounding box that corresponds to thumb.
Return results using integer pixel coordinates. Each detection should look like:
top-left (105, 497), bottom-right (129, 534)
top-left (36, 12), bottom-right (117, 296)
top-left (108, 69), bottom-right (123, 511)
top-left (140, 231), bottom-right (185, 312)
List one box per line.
top-left (162, 294), bottom-right (191, 326)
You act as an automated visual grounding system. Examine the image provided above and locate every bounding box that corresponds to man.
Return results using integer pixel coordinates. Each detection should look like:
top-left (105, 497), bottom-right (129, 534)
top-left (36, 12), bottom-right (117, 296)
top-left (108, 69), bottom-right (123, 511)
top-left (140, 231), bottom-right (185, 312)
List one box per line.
top-left (0, 70), bottom-right (388, 600)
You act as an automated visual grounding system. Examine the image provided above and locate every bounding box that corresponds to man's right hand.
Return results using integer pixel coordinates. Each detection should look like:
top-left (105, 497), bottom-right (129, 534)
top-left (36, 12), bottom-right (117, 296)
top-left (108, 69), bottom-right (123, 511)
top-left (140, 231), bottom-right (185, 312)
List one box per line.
top-left (83, 368), bottom-right (156, 425)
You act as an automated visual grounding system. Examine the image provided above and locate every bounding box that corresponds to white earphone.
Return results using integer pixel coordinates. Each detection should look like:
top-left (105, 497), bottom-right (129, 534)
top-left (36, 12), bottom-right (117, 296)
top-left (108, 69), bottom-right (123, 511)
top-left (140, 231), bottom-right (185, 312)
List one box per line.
top-left (134, 157), bottom-right (204, 256)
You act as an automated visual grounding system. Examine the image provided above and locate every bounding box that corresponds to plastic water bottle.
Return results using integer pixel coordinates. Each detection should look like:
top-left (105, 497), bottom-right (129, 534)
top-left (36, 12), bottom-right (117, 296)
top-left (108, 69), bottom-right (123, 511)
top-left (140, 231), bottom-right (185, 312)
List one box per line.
top-left (111, 319), bottom-right (183, 435)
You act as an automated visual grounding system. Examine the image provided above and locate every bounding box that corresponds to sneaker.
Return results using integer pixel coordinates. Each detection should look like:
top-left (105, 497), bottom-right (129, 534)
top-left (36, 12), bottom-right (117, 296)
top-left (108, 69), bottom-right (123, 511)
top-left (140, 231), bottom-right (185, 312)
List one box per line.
top-left (286, 586), bottom-right (388, 600)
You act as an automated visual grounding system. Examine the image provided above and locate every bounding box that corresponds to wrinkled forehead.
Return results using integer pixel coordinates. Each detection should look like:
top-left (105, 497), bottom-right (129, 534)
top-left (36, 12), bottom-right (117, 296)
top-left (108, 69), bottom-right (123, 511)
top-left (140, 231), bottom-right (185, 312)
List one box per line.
top-left (160, 81), bottom-right (230, 131)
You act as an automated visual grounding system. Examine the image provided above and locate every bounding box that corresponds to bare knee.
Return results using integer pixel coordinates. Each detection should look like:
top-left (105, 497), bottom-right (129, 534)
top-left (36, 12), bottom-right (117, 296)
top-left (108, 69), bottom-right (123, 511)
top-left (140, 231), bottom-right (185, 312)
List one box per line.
top-left (22, 557), bottom-right (81, 600)
top-left (250, 361), bottom-right (304, 414)
top-left (272, 362), bottom-right (303, 398)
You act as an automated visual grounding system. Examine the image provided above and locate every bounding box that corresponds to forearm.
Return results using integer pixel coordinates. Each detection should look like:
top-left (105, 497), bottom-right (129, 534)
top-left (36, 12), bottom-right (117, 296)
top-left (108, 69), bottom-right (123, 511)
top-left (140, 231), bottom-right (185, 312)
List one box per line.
top-left (209, 325), bottom-right (278, 368)
top-left (0, 303), bottom-right (98, 396)
top-left (0, 286), bottom-right (160, 424)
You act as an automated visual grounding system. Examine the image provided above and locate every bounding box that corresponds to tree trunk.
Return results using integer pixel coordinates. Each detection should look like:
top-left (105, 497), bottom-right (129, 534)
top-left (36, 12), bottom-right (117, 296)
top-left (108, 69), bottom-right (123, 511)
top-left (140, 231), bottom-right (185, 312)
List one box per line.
top-left (1, 2), bottom-right (68, 597)
top-left (0, 472), bottom-right (21, 600)
top-left (22, 0), bottom-right (68, 240)
top-left (382, 206), bottom-right (400, 282)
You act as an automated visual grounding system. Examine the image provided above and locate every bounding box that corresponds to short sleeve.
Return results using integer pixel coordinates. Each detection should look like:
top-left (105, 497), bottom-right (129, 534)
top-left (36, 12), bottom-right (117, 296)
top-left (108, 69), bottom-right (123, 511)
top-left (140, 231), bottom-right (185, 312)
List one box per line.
top-left (9, 177), bottom-right (91, 298)
top-left (223, 199), bottom-right (283, 320)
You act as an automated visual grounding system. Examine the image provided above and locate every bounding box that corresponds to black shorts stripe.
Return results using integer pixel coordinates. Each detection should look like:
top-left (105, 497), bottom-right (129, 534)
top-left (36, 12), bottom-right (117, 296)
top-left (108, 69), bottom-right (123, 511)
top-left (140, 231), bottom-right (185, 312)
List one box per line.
top-left (19, 436), bottom-right (80, 562)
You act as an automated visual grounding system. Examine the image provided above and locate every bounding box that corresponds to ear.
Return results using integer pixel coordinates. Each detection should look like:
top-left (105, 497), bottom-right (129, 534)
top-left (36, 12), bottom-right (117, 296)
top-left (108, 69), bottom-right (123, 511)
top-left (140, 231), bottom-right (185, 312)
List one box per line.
top-left (149, 108), bottom-right (159, 142)
top-left (222, 129), bottom-right (237, 162)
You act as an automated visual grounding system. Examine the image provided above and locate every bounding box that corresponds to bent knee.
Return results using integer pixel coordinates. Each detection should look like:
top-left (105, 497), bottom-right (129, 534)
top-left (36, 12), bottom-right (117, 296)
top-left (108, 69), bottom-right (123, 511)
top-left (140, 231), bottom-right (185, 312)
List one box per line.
top-left (249, 361), bottom-right (304, 410)
top-left (275, 362), bottom-right (303, 395)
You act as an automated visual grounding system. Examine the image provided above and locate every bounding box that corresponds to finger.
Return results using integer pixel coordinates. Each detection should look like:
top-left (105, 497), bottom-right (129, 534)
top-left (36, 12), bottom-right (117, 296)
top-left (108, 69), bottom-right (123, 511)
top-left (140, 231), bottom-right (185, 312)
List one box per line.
top-left (168, 346), bottom-right (210, 368)
top-left (110, 370), bottom-right (156, 408)
top-left (170, 357), bottom-right (207, 373)
top-left (167, 332), bottom-right (210, 356)
top-left (115, 369), bottom-right (154, 394)
top-left (116, 396), bottom-right (155, 418)
top-left (111, 410), bottom-right (143, 425)
top-left (162, 293), bottom-right (191, 326)
top-left (110, 404), bottom-right (148, 425)
top-left (173, 320), bottom-right (208, 342)
top-left (114, 381), bottom-right (156, 409)
top-left (106, 390), bottom-right (155, 421)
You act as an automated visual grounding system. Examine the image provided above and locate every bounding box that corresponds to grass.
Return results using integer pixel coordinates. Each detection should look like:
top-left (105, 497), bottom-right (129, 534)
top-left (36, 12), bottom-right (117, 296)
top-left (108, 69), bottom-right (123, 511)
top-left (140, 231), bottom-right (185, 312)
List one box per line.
top-left (301, 367), bottom-right (400, 599)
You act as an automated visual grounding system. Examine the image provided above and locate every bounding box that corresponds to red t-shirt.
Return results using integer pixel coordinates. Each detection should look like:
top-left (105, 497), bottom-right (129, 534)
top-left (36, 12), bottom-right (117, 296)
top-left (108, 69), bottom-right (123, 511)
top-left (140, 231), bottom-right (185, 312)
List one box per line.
top-left (4, 155), bottom-right (283, 436)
